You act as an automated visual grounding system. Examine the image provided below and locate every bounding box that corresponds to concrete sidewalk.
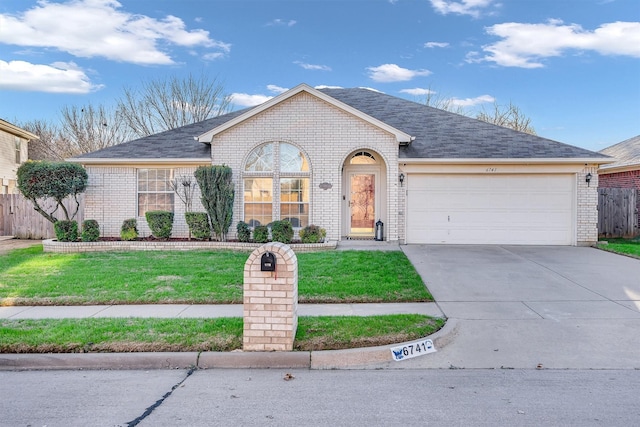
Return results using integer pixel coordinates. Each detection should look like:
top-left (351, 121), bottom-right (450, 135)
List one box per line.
top-left (0, 302), bottom-right (452, 371)
top-left (0, 302), bottom-right (443, 319)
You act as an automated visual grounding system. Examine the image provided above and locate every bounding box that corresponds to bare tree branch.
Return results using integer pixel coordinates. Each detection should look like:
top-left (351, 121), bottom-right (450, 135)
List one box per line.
top-left (117, 73), bottom-right (232, 138)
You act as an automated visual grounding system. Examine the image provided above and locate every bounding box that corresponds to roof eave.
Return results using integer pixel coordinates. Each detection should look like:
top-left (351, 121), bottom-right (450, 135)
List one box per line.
top-left (67, 158), bottom-right (211, 165)
top-left (399, 157), bottom-right (615, 165)
top-left (0, 120), bottom-right (39, 140)
top-left (598, 163), bottom-right (640, 174)
top-left (196, 83), bottom-right (413, 144)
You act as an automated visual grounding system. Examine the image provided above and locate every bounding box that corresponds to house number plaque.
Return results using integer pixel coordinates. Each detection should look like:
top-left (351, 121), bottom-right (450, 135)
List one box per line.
top-left (319, 182), bottom-right (332, 190)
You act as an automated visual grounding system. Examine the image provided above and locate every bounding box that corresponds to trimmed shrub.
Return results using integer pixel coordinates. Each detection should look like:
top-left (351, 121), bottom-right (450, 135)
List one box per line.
top-left (236, 221), bottom-right (251, 243)
top-left (185, 212), bottom-right (211, 240)
top-left (299, 225), bottom-right (327, 243)
top-left (120, 218), bottom-right (138, 241)
top-left (271, 220), bottom-right (293, 244)
top-left (81, 219), bottom-right (100, 242)
top-left (253, 225), bottom-right (269, 243)
top-left (145, 210), bottom-right (174, 239)
top-left (54, 220), bottom-right (78, 242)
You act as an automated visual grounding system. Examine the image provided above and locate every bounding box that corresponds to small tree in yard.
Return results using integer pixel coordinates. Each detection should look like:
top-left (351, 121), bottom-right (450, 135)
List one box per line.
top-left (194, 165), bottom-right (234, 241)
top-left (17, 161), bottom-right (88, 224)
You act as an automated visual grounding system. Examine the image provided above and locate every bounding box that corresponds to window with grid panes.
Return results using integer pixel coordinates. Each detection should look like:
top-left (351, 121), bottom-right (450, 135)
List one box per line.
top-left (137, 169), bottom-right (175, 216)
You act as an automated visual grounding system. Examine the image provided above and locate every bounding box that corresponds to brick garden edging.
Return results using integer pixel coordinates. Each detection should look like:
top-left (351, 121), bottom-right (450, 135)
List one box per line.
top-left (42, 239), bottom-right (337, 253)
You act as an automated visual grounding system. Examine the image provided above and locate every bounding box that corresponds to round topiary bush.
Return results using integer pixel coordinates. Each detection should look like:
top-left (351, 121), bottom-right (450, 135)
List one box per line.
top-left (185, 212), bottom-right (211, 240)
top-left (54, 220), bottom-right (78, 242)
top-left (81, 219), bottom-right (100, 242)
top-left (236, 221), bottom-right (251, 242)
top-left (299, 225), bottom-right (326, 243)
top-left (253, 225), bottom-right (269, 243)
top-left (271, 220), bottom-right (293, 244)
top-left (120, 218), bottom-right (138, 241)
top-left (145, 210), bottom-right (174, 239)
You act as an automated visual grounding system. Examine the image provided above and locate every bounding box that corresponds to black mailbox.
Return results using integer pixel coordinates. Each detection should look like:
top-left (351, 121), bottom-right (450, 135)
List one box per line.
top-left (261, 252), bottom-right (276, 271)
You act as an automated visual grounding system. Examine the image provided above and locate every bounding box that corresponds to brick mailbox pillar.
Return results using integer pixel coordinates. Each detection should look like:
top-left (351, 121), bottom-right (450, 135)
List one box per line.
top-left (243, 242), bottom-right (298, 351)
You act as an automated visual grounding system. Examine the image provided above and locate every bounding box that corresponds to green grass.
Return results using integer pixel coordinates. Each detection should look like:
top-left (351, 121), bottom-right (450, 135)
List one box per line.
top-left (597, 238), bottom-right (640, 258)
top-left (0, 315), bottom-right (444, 353)
top-left (0, 246), bottom-right (431, 305)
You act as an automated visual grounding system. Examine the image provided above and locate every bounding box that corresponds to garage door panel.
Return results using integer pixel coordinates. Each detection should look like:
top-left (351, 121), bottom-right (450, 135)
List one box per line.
top-left (407, 174), bottom-right (574, 245)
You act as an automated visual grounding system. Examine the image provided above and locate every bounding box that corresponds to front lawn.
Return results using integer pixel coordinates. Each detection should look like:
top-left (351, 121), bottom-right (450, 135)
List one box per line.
top-left (0, 246), bottom-right (432, 305)
top-left (597, 238), bottom-right (640, 258)
top-left (0, 315), bottom-right (445, 353)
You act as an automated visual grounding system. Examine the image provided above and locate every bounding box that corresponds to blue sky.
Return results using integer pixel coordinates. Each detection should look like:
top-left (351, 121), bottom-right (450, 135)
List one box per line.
top-left (0, 0), bottom-right (638, 152)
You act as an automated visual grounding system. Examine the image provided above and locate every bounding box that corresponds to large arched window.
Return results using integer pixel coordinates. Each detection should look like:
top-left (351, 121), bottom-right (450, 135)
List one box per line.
top-left (243, 142), bottom-right (310, 228)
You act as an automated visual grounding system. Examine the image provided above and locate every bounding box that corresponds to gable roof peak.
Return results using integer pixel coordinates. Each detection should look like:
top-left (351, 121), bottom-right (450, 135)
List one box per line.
top-left (196, 83), bottom-right (413, 144)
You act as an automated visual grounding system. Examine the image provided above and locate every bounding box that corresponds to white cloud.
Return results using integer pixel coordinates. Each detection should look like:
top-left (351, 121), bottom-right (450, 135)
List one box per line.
top-left (230, 92), bottom-right (272, 107)
top-left (0, 0), bottom-right (229, 65)
top-left (429, 0), bottom-right (497, 18)
top-left (425, 42), bottom-right (450, 48)
top-left (367, 64), bottom-right (432, 82)
top-left (267, 19), bottom-right (297, 27)
top-left (0, 60), bottom-right (102, 93)
top-left (400, 88), bottom-right (437, 96)
top-left (294, 61), bottom-right (332, 71)
top-left (449, 94), bottom-right (495, 107)
top-left (315, 85), bottom-right (343, 90)
top-left (267, 85), bottom-right (288, 94)
top-left (474, 20), bottom-right (640, 68)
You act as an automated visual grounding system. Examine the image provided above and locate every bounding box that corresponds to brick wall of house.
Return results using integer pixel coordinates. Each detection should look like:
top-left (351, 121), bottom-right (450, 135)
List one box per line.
top-left (84, 165), bottom-right (205, 238)
top-left (211, 91), bottom-right (400, 242)
top-left (598, 169), bottom-right (640, 229)
top-left (598, 169), bottom-right (640, 189)
top-left (577, 166), bottom-right (599, 245)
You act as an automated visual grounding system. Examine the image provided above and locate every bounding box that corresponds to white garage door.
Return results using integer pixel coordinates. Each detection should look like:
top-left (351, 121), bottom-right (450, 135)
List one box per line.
top-left (406, 174), bottom-right (575, 245)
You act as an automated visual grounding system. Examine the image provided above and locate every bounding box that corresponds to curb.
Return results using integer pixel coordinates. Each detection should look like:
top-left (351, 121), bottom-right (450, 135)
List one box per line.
top-left (0, 319), bottom-right (457, 371)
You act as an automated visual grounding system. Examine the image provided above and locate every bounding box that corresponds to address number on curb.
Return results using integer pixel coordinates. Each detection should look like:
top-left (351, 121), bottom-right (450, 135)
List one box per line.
top-left (390, 339), bottom-right (436, 361)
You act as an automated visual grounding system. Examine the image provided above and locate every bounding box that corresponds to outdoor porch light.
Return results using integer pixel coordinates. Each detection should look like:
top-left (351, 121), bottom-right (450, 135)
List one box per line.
top-left (585, 172), bottom-right (593, 187)
top-left (399, 173), bottom-right (405, 187)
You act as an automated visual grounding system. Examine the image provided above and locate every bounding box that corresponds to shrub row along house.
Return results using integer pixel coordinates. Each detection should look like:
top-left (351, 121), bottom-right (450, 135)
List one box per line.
top-left (70, 84), bottom-right (611, 245)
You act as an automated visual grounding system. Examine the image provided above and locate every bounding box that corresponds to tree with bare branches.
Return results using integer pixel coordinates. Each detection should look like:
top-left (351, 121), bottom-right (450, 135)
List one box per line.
top-left (117, 73), bottom-right (232, 138)
top-left (476, 101), bottom-right (537, 135)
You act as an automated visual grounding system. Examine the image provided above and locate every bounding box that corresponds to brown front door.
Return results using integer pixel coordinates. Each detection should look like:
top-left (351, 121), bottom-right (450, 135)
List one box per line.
top-left (350, 174), bottom-right (375, 235)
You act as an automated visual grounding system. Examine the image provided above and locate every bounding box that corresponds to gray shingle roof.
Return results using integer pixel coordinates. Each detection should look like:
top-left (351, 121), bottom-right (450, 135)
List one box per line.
top-left (599, 135), bottom-right (640, 170)
top-left (318, 88), bottom-right (605, 159)
top-left (75, 87), bottom-right (605, 161)
top-left (75, 108), bottom-right (250, 160)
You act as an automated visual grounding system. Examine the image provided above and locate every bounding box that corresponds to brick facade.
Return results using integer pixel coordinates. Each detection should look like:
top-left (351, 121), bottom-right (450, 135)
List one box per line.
top-left (243, 242), bottom-right (298, 352)
top-left (80, 90), bottom-right (601, 246)
top-left (577, 166), bottom-right (599, 245)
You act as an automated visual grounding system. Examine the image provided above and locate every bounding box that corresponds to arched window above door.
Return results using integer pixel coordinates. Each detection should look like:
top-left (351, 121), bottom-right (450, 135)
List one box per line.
top-left (349, 151), bottom-right (377, 165)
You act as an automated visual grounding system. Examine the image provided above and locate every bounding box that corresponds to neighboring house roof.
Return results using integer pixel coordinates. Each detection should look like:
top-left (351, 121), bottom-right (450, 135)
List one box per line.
top-left (598, 135), bottom-right (640, 173)
top-left (0, 118), bottom-right (38, 140)
top-left (71, 84), bottom-right (608, 163)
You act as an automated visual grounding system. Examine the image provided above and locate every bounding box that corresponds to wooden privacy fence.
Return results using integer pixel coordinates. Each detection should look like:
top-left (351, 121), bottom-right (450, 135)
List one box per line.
top-left (0, 194), bottom-right (85, 239)
top-left (598, 188), bottom-right (638, 238)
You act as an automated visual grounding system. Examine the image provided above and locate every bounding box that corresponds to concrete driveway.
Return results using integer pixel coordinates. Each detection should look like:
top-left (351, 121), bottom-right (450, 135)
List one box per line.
top-left (389, 245), bottom-right (640, 370)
